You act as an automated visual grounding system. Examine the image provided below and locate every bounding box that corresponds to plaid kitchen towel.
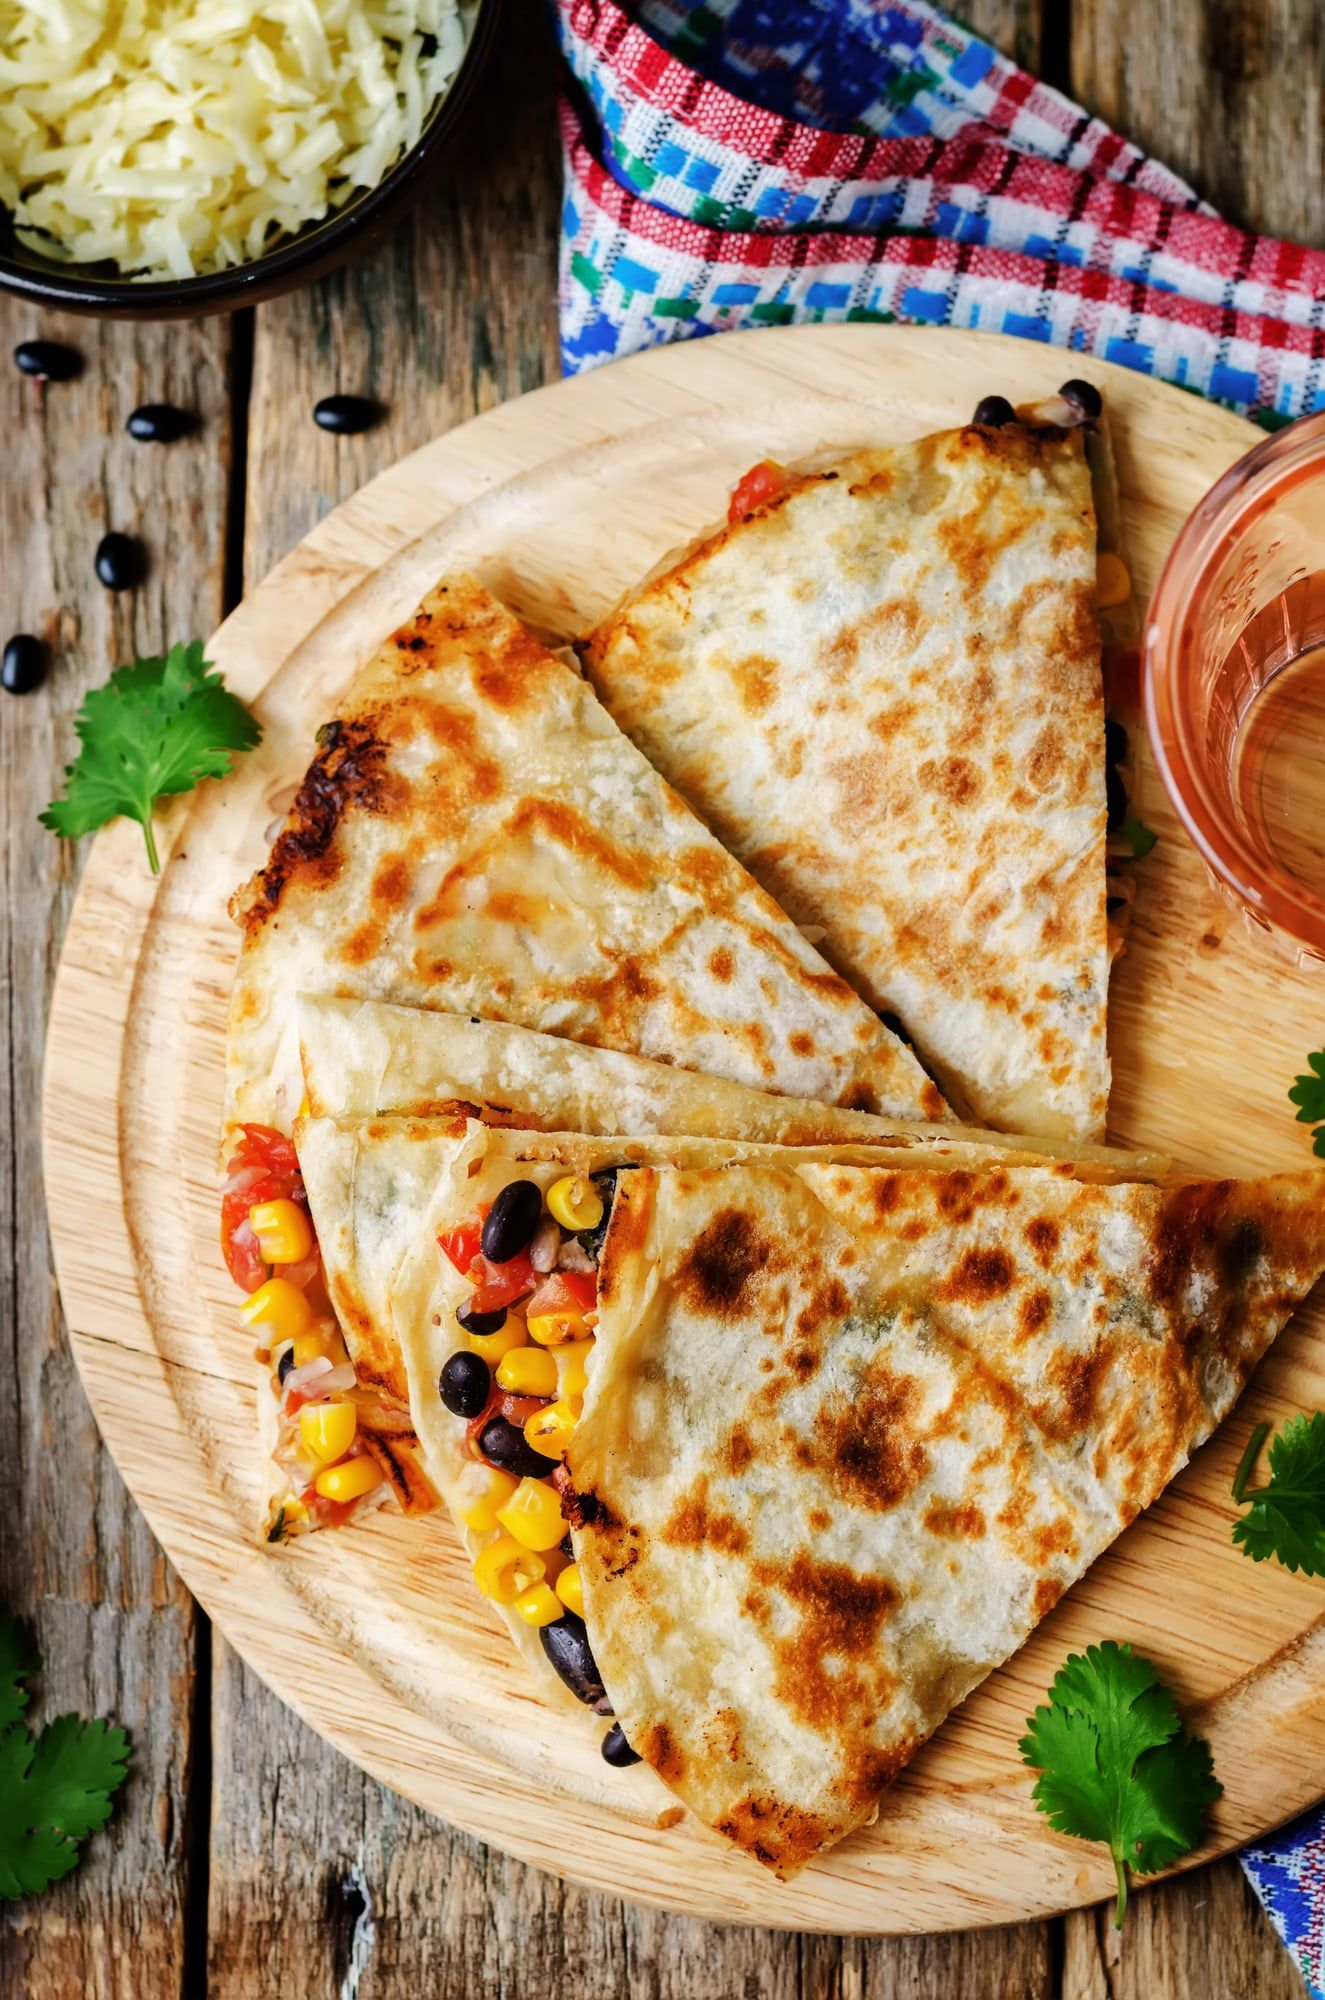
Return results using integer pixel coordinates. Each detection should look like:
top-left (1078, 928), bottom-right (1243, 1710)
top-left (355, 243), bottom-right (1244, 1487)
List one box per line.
top-left (552, 0), bottom-right (1325, 1975)
top-left (553, 0), bottom-right (1325, 426)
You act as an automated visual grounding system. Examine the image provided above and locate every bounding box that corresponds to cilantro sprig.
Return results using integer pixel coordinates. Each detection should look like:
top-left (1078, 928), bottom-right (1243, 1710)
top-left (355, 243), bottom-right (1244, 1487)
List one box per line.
top-left (1231, 1412), bottom-right (1325, 1576)
top-left (40, 641), bottom-right (260, 873)
top-left (1020, 1641), bottom-right (1220, 1927)
top-left (0, 1607), bottom-right (130, 1901)
top-left (1118, 810), bottom-right (1157, 859)
top-left (1289, 1051), bottom-right (1325, 1158)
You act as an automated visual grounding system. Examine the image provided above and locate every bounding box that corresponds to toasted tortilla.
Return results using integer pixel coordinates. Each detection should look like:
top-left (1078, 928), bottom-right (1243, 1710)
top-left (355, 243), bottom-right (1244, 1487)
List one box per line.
top-left (225, 572), bottom-right (941, 1152)
top-left (568, 1160), bottom-right (1325, 1873)
top-left (297, 995), bottom-right (1169, 1178)
top-left (583, 420), bottom-right (1108, 1141)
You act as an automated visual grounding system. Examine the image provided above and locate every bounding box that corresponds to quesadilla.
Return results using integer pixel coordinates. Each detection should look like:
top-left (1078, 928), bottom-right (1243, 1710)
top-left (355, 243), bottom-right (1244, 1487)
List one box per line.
top-left (583, 393), bottom-right (1118, 1142)
top-left (225, 572), bottom-right (942, 1539)
top-left (297, 994), bottom-right (1168, 1177)
top-left (225, 571), bottom-right (942, 1146)
top-left (569, 1160), bottom-right (1325, 1872)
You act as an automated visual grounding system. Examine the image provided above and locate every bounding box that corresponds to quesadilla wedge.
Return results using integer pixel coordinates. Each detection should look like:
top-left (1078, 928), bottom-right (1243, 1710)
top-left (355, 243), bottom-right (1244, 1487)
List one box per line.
top-left (567, 1160), bottom-right (1325, 1873)
top-left (583, 390), bottom-right (1121, 1142)
top-left (225, 571), bottom-right (942, 1146)
top-left (297, 994), bottom-right (1169, 1177)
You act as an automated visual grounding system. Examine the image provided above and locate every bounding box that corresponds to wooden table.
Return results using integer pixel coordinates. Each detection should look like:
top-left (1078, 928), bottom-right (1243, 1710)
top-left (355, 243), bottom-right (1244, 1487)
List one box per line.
top-left (2, 3), bottom-right (1321, 1994)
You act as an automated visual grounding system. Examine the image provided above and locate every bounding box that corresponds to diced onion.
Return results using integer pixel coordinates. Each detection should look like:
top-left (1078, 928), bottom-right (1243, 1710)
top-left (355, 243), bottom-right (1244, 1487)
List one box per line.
top-left (557, 1238), bottom-right (596, 1275)
top-left (529, 1217), bottom-right (561, 1274)
top-left (282, 1354), bottom-right (334, 1402)
top-left (0, 0), bottom-right (474, 280)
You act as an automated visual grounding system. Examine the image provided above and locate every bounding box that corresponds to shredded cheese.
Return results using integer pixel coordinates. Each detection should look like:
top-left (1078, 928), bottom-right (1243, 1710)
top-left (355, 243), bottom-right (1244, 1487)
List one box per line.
top-left (0, 0), bottom-right (473, 280)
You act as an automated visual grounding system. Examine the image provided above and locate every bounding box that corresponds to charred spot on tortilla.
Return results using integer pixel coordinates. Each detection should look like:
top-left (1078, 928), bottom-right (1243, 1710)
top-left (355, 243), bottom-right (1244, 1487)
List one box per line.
top-left (232, 717), bottom-right (394, 933)
top-left (810, 1365), bottom-right (928, 1511)
top-left (677, 1207), bottom-right (776, 1318)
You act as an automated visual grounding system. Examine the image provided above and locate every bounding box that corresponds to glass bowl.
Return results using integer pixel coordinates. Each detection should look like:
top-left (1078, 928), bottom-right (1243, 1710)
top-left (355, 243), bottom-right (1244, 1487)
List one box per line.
top-left (1145, 409), bottom-right (1325, 961)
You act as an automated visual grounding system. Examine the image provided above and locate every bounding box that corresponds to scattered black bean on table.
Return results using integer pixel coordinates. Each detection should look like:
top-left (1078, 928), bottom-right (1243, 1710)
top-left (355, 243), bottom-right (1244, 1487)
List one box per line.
top-left (14, 339), bottom-right (81, 382)
top-left (313, 393), bottom-right (384, 436)
top-left (126, 403), bottom-right (196, 443)
top-left (972, 394), bottom-right (1016, 427)
top-left (95, 531), bottom-right (145, 591)
top-left (2, 633), bottom-right (45, 696)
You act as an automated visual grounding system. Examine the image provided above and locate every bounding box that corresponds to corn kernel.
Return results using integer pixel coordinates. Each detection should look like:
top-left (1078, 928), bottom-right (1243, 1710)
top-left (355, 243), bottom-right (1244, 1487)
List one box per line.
top-left (512, 1581), bottom-right (564, 1628)
top-left (555, 1339), bottom-right (595, 1399)
top-left (300, 1402), bottom-right (357, 1464)
top-left (292, 1322), bottom-right (333, 1368)
top-left (281, 1495), bottom-right (309, 1525)
top-left (495, 1476), bottom-right (565, 1551)
top-left (527, 1308), bottom-right (589, 1347)
top-left (546, 1174), bottom-right (604, 1233)
top-left (465, 1318), bottom-right (526, 1364)
top-left (524, 1397), bottom-right (581, 1462)
top-left (298, 1094), bottom-right (311, 1117)
top-left (459, 1466), bottom-right (520, 1532)
top-left (496, 1347), bottom-right (558, 1397)
top-left (240, 1277), bottom-right (313, 1342)
top-left (473, 1535), bottom-right (546, 1604)
top-left (314, 1456), bottom-right (381, 1504)
top-left (555, 1563), bottom-right (584, 1616)
top-left (249, 1197), bottom-right (313, 1265)
top-left (1096, 552), bottom-right (1131, 609)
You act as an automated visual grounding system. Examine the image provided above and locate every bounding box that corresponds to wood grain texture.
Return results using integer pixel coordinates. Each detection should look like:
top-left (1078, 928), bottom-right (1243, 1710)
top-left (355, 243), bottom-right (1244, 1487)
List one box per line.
top-left (1072, 0), bottom-right (1325, 240)
top-left (44, 328), bottom-right (1325, 1946)
top-left (0, 299), bottom-right (232, 1999)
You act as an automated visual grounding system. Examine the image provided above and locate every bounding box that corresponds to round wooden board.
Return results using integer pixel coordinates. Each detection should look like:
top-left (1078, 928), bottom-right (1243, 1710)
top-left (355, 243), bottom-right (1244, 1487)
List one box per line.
top-left (43, 326), bottom-right (1325, 1934)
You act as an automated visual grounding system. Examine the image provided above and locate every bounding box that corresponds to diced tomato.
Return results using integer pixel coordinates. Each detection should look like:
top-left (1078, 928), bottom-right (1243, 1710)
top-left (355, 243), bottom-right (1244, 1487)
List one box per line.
top-left (525, 1270), bottom-right (597, 1320)
top-left (728, 459), bottom-right (787, 524)
top-left (500, 1394), bottom-right (547, 1427)
top-left (222, 1123), bottom-right (311, 1293)
top-left (466, 1253), bottom-right (537, 1314)
top-left (439, 1206), bottom-right (487, 1278)
top-left (1103, 644), bottom-right (1141, 717)
top-left (300, 1485), bottom-right (356, 1531)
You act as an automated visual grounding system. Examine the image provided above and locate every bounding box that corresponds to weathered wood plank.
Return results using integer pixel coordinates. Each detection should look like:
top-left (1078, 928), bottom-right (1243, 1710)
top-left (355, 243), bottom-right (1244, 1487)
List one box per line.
top-left (0, 299), bottom-right (232, 1998)
top-left (1071, 0), bottom-right (1325, 241)
top-left (1062, 1858), bottom-right (1308, 2000)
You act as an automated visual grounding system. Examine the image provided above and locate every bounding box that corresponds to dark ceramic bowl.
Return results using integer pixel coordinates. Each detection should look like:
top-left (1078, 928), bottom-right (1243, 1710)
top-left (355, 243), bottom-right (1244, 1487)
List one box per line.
top-left (0, 0), bottom-right (499, 319)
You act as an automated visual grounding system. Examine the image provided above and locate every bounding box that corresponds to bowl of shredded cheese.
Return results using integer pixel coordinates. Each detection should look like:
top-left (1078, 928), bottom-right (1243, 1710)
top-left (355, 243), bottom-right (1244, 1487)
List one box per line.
top-left (0, 0), bottom-right (495, 313)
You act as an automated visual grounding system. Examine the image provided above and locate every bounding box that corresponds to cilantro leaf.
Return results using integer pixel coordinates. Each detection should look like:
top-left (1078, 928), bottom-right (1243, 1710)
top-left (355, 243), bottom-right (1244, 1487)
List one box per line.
top-left (1020, 1640), bottom-right (1220, 1927)
top-left (0, 1610), bottom-right (37, 1730)
top-left (1233, 1411), bottom-right (1325, 1576)
top-left (1290, 1052), bottom-right (1325, 1157)
top-left (0, 1610), bottom-right (131, 1902)
top-left (1119, 811), bottom-right (1158, 859)
top-left (40, 641), bottom-right (260, 873)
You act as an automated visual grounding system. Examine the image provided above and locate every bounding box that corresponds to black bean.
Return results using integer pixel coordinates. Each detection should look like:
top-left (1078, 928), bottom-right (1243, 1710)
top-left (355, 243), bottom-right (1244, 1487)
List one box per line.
top-left (539, 1614), bottom-right (606, 1707)
top-left (477, 1415), bottom-right (556, 1479)
top-left (95, 532), bottom-right (144, 591)
top-left (313, 394), bottom-right (383, 436)
top-left (601, 1722), bottom-right (641, 1767)
top-left (126, 403), bottom-right (196, 443)
top-left (481, 1180), bottom-right (543, 1263)
top-left (277, 1344), bottom-right (296, 1384)
top-left (558, 1532), bottom-right (574, 1558)
top-left (2, 633), bottom-right (45, 695)
top-left (1059, 378), bottom-right (1103, 422)
top-left (15, 339), bottom-right (81, 382)
top-left (972, 394), bottom-right (1016, 428)
top-left (440, 1350), bottom-right (491, 1419)
top-left (576, 1169), bottom-right (620, 1263)
top-left (1104, 717), bottom-right (1129, 766)
top-left (456, 1299), bottom-right (507, 1337)
top-left (1106, 760), bottom-right (1127, 834)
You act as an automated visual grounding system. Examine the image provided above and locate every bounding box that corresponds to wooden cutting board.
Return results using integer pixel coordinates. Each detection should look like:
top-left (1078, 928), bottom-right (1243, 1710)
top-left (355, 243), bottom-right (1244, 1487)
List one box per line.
top-left (43, 326), bottom-right (1325, 1935)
